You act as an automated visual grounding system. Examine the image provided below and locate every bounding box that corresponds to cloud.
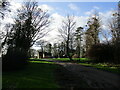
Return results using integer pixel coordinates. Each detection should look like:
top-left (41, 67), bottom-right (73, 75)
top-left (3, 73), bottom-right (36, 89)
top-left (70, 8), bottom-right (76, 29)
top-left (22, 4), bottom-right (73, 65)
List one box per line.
top-left (93, 6), bottom-right (100, 10)
top-left (85, 9), bottom-right (96, 16)
top-left (68, 3), bottom-right (79, 11)
top-left (84, 6), bottom-right (100, 16)
top-left (74, 16), bottom-right (88, 27)
top-left (99, 10), bottom-right (114, 30)
top-left (42, 13), bottom-right (89, 44)
top-left (42, 13), bottom-right (64, 44)
top-left (10, 1), bottom-right (22, 11)
top-left (38, 4), bottom-right (54, 12)
top-left (0, 1), bottom-right (22, 26)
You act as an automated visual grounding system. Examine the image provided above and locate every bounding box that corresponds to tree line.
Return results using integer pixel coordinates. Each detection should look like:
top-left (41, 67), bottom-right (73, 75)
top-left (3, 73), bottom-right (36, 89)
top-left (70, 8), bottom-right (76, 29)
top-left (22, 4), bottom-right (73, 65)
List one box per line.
top-left (0, 0), bottom-right (120, 71)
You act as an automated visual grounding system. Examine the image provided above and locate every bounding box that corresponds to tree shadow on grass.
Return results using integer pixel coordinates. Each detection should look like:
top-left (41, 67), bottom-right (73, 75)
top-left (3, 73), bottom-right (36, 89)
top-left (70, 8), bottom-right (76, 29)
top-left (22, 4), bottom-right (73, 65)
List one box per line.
top-left (54, 64), bottom-right (89, 89)
top-left (3, 63), bottom-right (60, 88)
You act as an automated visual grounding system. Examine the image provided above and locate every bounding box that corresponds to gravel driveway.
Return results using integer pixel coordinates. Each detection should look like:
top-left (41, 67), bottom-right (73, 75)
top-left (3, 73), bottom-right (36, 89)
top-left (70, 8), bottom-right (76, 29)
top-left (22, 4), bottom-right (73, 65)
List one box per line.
top-left (40, 59), bottom-right (120, 88)
top-left (57, 62), bottom-right (120, 88)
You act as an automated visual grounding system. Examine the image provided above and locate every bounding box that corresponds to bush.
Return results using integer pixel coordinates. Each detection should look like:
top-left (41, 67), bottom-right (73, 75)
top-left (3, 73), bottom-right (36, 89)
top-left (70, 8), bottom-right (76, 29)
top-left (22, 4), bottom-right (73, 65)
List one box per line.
top-left (114, 45), bottom-right (120, 64)
top-left (2, 47), bottom-right (29, 71)
top-left (87, 43), bottom-right (114, 63)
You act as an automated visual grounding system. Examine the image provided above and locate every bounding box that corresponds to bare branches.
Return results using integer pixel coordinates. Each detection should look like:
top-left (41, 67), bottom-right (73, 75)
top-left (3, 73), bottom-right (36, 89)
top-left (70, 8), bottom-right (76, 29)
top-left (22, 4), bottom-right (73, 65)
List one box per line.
top-left (58, 14), bottom-right (76, 60)
top-left (58, 15), bottom-right (76, 42)
top-left (107, 12), bottom-right (120, 44)
top-left (1, 1), bottom-right (50, 51)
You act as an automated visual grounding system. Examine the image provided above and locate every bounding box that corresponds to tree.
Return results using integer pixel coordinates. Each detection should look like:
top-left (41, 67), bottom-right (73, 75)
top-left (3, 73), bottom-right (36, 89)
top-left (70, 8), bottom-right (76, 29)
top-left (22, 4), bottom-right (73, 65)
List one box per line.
top-left (0, 0), bottom-right (10, 57)
top-left (45, 43), bottom-right (52, 54)
top-left (58, 14), bottom-right (76, 61)
top-left (52, 43), bottom-right (59, 58)
top-left (2, 1), bottom-right (51, 70)
top-left (108, 2), bottom-right (120, 63)
top-left (0, 0), bottom-right (10, 19)
top-left (3, 1), bottom-right (50, 52)
top-left (75, 27), bottom-right (83, 59)
top-left (85, 12), bottom-right (101, 52)
top-left (108, 7), bottom-right (120, 45)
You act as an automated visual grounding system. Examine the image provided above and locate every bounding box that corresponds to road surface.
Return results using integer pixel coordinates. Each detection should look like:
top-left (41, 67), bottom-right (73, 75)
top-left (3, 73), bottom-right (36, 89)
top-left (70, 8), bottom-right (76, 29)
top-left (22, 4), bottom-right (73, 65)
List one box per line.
top-left (40, 59), bottom-right (120, 88)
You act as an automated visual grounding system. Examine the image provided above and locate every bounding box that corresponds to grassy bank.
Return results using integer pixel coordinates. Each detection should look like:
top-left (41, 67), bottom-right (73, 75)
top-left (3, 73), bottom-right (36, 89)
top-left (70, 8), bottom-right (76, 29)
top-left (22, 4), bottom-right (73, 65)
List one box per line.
top-left (2, 61), bottom-right (60, 88)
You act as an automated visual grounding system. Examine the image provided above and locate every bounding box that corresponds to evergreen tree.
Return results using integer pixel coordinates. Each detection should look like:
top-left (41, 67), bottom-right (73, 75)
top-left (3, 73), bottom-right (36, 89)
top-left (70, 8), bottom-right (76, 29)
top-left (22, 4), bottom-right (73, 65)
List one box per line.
top-left (85, 13), bottom-right (101, 52)
top-left (75, 27), bottom-right (83, 58)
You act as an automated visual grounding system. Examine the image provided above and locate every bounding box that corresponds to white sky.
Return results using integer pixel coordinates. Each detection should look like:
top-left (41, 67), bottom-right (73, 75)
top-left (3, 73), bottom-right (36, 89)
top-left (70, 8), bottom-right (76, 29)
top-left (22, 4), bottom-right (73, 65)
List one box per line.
top-left (1, 0), bottom-right (118, 50)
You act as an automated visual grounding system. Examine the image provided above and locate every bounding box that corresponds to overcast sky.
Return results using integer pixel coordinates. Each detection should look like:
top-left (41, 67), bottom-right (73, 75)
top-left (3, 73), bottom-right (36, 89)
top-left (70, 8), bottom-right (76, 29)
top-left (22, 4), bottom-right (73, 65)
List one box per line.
top-left (1, 0), bottom-right (119, 50)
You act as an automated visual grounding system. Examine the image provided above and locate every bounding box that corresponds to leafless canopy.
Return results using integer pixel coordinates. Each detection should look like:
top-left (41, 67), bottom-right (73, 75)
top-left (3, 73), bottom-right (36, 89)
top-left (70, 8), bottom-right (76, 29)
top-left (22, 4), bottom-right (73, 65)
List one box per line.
top-left (58, 15), bottom-right (76, 42)
top-left (2, 1), bottom-right (51, 50)
top-left (58, 14), bottom-right (76, 60)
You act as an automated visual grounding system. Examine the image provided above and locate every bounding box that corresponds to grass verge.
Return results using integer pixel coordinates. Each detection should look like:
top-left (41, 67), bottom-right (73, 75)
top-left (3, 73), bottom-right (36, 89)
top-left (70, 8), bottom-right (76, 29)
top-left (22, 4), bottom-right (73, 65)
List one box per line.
top-left (2, 61), bottom-right (60, 88)
top-left (78, 62), bottom-right (120, 74)
top-left (48, 58), bottom-right (120, 74)
top-left (29, 58), bottom-right (120, 74)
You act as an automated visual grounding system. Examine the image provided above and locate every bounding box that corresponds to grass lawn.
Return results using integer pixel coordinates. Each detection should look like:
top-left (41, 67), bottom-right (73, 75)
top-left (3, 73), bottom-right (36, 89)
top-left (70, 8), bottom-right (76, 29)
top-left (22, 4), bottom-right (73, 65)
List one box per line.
top-left (2, 61), bottom-right (60, 88)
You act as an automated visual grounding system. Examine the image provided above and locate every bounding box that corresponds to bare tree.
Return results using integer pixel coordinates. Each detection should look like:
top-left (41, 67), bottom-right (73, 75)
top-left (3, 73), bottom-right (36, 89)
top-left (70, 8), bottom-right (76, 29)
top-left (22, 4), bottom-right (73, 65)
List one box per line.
top-left (2, 1), bottom-right (50, 52)
top-left (108, 14), bottom-right (120, 45)
top-left (58, 14), bottom-right (76, 61)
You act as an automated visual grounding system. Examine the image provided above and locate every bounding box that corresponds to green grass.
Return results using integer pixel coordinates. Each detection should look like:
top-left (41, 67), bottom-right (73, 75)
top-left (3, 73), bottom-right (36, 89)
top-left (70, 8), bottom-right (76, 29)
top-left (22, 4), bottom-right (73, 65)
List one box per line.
top-left (30, 60), bottom-right (56, 64)
top-left (49, 58), bottom-right (70, 61)
top-left (49, 58), bottom-right (120, 74)
top-left (3, 61), bottom-right (60, 88)
top-left (47, 58), bottom-right (120, 74)
top-left (29, 58), bottom-right (120, 74)
top-left (48, 58), bottom-right (90, 61)
top-left (78, 62), bottom-right (120, 74)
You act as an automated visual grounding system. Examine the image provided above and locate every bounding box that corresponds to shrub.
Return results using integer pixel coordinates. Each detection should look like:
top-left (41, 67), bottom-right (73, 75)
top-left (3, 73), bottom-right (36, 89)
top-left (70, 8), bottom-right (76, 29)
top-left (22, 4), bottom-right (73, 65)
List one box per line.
top-left (87, 43), bottom-right (114, 63)
top-left (114, 45), bottom-right (120, 64)
top-left (2, 47), bottom-right (29, 71)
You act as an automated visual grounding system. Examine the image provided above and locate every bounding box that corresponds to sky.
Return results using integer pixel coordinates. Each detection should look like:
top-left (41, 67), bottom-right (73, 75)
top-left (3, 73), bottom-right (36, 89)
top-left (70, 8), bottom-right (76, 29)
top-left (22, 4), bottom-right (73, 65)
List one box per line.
top-left (1, 0), bottom-right (119, 50)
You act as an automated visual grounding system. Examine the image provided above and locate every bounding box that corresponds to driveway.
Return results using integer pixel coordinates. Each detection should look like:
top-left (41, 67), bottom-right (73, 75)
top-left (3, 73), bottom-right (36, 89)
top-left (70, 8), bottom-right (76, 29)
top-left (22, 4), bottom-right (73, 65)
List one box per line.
top-left (41, 59), bottom-right (120, 88)
top-left (57, 62), bottom-right (120, 88)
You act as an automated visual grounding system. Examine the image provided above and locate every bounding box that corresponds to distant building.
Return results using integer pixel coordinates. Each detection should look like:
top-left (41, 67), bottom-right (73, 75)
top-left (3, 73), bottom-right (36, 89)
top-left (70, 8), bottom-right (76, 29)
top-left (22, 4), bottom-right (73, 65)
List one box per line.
top-left (29, 49), bottom-right (39, 58)
top-left (38, 52), bottom-right (52, 58)
top-left (29, 49), bottom-right (52, 58)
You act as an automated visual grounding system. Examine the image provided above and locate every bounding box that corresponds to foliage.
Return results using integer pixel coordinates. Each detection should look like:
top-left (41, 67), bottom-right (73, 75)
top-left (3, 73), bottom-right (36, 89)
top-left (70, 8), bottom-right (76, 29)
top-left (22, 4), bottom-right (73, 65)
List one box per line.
top-left (2, 1), bottom-right (50, 71)
top-left (2, 47), bottom-right (28, 71)
top-left (87, 43), bottom-right (114, 63)
top-left (85, 12), bottom-right (101, 53)
top-left (75, 27), bottom-right (84, 58)
top-left (3, 1), bottom-right (50, 51)
top-left (106, 2), bottom-right (120, 64)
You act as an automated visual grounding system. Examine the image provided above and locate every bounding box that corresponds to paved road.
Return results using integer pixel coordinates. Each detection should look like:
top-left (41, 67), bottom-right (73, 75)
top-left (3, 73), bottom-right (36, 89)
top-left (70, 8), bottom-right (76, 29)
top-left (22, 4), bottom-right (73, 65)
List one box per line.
top-left (41, 59), bottom-right (120, 88)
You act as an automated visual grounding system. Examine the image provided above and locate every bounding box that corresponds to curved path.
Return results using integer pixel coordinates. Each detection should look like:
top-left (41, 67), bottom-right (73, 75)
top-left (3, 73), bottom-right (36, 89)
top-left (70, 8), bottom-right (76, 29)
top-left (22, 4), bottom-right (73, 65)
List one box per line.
top-left (58, 62), bottom-right (120, 88)
top-left (42, 59), bottom-right (120, 88)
